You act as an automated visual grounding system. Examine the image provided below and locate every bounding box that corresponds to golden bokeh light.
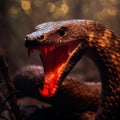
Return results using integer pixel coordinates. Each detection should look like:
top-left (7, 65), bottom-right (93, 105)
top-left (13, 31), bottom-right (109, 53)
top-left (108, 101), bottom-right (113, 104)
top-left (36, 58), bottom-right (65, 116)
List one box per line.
top-left (9, 6), bottom-right (20, 15)
top-left (52, 8), bottom-right (62, 19)
top-left (48, 2), bottom-right (56, 13)
top-left (107, 7), bottom-right (118, 16)
top-left (60, 3), bottom-right (69, 15)
top-left (21, 0), bottom-right (31, 14)
top-left (47, 2), bottom-right (69, 19)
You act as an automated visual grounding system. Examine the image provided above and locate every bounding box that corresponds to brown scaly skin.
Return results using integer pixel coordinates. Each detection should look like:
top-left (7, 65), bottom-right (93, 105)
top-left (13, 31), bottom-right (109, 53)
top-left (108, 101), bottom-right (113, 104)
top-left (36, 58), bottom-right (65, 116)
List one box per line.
top-left (13, 65), bottom-right (101, 114)
top-left (25, 20), bottom-right (120, 120)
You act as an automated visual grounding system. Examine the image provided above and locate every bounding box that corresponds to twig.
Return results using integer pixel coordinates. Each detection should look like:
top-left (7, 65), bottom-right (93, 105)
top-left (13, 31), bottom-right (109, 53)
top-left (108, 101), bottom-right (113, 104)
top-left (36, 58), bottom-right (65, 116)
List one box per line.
top-left (0, 115), bottom-right (9, 120)
top-left (0, 49), bottom-right (23, 120)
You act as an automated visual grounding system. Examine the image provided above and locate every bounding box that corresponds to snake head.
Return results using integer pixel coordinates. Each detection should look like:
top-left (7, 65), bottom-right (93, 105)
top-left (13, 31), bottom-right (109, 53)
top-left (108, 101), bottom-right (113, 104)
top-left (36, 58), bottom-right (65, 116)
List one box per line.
top-left (25, 20), bottom-right (88, 97)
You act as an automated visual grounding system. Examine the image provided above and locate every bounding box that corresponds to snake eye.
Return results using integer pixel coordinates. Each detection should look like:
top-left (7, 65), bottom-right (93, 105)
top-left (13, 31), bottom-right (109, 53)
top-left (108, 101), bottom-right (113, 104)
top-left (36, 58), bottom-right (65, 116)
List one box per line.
top-left (57, 27), bottom-right (68, 36)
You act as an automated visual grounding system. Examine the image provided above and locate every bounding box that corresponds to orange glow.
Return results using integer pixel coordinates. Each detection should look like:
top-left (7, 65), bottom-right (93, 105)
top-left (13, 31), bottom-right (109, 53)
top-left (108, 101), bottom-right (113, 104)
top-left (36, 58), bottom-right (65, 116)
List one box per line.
top-left (43, 47), bottom-right (48, 55)
top-left (39, 40), bottom-right (80, 97)
top-left (21, 0), bottom-right (31, 11)
top-left (43, 46), bottom-right (55, 55)
top-left (49, 46), bottom-right (55, 52)
top-left (40, 63), bottom-right (66, 97)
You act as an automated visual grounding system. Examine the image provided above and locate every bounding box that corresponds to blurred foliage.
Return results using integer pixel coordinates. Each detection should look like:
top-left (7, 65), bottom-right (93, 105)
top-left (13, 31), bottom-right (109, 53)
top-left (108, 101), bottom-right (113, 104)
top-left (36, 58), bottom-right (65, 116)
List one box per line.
top-left (0, 0), bottom-right (120, 78)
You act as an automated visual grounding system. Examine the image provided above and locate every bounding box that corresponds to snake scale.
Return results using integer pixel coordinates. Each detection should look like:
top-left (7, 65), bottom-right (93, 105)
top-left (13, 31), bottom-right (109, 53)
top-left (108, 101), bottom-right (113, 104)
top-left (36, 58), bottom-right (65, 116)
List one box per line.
top-left (24, 20), bottom-right (120, 120)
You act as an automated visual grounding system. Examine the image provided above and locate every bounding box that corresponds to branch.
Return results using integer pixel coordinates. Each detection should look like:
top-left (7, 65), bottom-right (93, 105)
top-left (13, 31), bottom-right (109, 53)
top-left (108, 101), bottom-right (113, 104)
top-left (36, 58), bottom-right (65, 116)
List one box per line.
top-left (0, 49), bottom-right (23, 120)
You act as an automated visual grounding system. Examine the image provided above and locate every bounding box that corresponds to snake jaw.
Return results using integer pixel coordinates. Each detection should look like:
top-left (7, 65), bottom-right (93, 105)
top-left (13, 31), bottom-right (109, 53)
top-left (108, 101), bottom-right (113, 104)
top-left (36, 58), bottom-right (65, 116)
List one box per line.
top-left (26, 39), bottom-right (80, 97)
top-left (38, 45), bottom-right (69, 97)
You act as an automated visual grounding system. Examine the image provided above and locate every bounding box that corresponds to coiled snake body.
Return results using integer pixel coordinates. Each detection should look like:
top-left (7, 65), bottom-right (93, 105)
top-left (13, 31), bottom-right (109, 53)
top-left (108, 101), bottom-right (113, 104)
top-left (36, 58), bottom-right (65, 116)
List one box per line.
top-left (14, 65), bottom-right (101, 120)
top-left (24, 20), bottom-right (120, 120)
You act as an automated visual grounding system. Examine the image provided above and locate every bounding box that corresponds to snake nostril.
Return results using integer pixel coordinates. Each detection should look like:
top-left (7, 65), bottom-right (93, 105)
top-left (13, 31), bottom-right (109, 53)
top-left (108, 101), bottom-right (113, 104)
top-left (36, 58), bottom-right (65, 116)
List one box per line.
top-left (38, 35), bottom-right (44, 40)
top-left (41, 35), bottom-right (44, 39)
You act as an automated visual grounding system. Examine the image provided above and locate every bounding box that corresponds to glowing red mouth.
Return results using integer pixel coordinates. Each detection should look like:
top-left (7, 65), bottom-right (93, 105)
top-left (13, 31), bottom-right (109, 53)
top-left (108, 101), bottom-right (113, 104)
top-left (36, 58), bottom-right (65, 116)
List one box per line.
top-left (27, 40), bottom-right (80, 97)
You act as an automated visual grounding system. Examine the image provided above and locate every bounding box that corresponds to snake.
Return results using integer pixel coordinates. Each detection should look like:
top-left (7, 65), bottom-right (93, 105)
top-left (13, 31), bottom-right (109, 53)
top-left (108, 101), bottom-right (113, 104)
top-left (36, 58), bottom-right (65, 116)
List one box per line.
top-left (24, 20), bottom-right (120, 120)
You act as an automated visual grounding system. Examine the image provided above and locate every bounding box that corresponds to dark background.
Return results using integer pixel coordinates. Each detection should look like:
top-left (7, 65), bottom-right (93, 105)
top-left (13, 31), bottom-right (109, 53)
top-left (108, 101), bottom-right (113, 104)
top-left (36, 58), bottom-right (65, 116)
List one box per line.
top-left (0, 0), bottom-right (120, 80)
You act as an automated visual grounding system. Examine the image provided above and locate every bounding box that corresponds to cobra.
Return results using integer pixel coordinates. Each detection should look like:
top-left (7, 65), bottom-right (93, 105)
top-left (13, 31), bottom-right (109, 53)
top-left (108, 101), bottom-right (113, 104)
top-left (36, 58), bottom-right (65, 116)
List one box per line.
top-left (25, 20), bottom-right (120, 120)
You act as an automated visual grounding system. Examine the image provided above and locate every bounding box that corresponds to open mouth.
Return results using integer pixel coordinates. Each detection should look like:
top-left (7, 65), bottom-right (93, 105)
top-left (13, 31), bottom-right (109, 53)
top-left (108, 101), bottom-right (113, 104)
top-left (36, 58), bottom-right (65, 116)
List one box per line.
top-left (26, 40), bottom-right (80, 97)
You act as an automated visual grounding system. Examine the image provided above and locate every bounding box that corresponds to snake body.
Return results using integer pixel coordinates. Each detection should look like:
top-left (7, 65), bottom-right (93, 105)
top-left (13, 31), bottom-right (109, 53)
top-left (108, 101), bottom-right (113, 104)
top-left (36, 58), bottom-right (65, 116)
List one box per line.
top-left (24, 20), bottom-right (120, 120)
top-left (14, 65), bottom-right (101, 114)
